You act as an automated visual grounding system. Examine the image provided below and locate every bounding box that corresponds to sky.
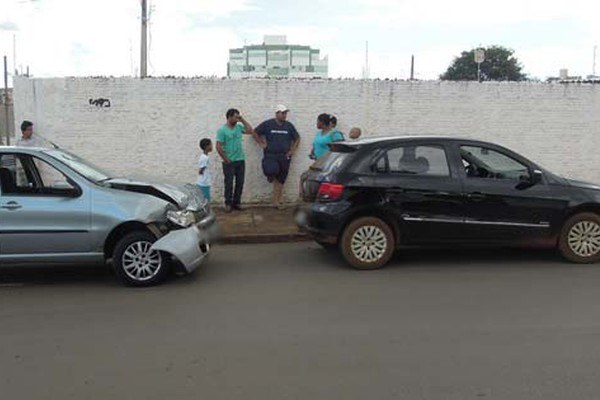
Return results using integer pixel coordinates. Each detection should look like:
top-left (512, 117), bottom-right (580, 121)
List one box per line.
top-left (0, 0), bottom-right (599, 84)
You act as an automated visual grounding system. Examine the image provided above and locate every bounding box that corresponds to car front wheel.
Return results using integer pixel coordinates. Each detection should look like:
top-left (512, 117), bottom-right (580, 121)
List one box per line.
top-left (113, 231), bottom-right (170, 286)
top-left (340, 216), bottom-right (395, 270)
top-left (558, 212), bottom-right (600, 264)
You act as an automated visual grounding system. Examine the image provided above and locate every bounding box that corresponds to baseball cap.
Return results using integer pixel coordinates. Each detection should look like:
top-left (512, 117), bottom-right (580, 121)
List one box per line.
top-left (275, 104), bottom-right (289, 113)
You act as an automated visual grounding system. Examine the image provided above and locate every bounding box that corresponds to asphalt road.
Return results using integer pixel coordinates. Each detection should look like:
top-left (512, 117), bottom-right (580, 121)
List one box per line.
top-left (2, 243), bottom-right (600, 400)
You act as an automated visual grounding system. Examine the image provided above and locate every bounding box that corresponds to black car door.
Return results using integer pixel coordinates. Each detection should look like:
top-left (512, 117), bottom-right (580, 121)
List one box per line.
top-left (457, 143), bottom-right (566, 244)
top-left (371, 143), bottom-right (465, 243)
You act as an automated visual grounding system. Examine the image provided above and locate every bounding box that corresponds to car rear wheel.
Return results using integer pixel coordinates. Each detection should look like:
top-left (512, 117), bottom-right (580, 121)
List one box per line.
top-left (341, 216), bottom-right (395, 270)
top-left (113, 231), bottom-right (170, 286)
top-left (558, 212), bottom-right (600, 264)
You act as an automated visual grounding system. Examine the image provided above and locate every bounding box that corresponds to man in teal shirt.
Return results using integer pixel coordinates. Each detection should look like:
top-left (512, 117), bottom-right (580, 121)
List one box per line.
top-left (216, 108), bottom-right (257, 212)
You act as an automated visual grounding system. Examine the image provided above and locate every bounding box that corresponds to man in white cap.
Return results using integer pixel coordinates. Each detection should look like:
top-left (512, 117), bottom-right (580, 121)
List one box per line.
top-left (254, 104), bottom-right (301, 209)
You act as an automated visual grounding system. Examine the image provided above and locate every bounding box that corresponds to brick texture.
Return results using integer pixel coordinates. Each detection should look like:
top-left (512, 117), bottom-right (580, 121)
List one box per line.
top-left (13, 77), bottom-right (600, 203)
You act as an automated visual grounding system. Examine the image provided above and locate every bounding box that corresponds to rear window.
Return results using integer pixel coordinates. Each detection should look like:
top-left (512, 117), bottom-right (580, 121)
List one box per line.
top-left (310, 151), bottom-right (352, 173)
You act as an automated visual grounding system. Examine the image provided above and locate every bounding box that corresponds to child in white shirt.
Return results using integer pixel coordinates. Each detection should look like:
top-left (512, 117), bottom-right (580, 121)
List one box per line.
top-left (197, 138), bottom-right (213, 201)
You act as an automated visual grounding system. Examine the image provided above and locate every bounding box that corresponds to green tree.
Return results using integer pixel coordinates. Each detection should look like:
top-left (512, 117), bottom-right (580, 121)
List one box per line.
top-left (440, 46), bottom-right (527, 81)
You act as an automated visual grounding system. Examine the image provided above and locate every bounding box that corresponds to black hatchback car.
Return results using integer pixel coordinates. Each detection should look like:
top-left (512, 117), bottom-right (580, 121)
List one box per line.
top-left (295, 136), bottom-right (600, 269)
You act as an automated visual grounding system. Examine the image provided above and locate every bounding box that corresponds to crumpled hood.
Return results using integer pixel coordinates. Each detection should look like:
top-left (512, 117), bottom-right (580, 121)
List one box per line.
top-left (105, 178), bottom-right (207, 210)
top-left (566, 178), bottom-right (600, 192)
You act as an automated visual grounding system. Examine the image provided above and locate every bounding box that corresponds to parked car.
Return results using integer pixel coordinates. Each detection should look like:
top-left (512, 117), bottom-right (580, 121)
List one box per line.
top-left (0, 146), bottom-right (217, 286)
top-left (295, 136), bottom-right (600, 269)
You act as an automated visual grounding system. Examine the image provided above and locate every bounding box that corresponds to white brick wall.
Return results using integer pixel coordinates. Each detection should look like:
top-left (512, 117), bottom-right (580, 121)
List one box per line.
top-left (12, 77), bottom-right (600, 204)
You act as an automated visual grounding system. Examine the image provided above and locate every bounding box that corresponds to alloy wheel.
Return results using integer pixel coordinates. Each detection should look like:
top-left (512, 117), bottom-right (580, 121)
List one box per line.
top-left (121, 241), bottom-right (163, 282)
top-left (351, 225), bottom-right (388, 263)
top-left (568, 220), bottom-right (600, 258)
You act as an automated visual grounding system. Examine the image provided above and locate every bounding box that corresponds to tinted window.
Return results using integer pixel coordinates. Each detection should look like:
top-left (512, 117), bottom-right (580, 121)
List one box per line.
top-left (378, 145), bottom-right (450, 176)
top-left (461, 146), bottom-right (530, 180)
top-left (311, 151), bottom-right (352, 173)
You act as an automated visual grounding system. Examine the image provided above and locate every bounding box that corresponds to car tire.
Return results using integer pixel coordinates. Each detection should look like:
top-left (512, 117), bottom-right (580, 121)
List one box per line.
top-left (558, 212), bottom-right (600, 264)
top-left (340, 216), bottom-right (395, 270)
top-left (113, 231), bottom-right (170, 286)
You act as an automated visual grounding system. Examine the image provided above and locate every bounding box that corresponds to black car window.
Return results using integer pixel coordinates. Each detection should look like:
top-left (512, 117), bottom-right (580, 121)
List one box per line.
top-left (378, 145), bottom-right (450, 176)
top-left (311, 151), bottom-right (352, 173)
top-left (461, 146), bottom-right (530, 180)
top-left (0, 154), bottom-right (35, 194)
top-left (0, 153), bottom-right (76, 196)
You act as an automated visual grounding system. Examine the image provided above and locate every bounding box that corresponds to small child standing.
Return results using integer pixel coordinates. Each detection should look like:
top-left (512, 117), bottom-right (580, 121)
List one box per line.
top-left (197, 138), bottom-right (213, 201)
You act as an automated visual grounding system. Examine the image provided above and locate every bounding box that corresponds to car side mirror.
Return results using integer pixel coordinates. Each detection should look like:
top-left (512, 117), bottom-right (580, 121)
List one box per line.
top-left (531, 169), bottom-right (543, 184)
top-left (516, 170), bottom-right (543, 190)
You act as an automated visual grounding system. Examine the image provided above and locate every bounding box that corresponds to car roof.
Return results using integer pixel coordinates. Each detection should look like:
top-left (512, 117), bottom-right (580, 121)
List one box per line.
top-left (348, 135), bottom-right (478, 145)
top-left (340, 135), bottom-right (501, 149)
top-left (0, 146), bottom-right (51, 152)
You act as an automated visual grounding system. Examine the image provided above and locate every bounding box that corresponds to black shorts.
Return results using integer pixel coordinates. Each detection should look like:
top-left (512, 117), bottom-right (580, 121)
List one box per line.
top-left (262, 154), bottom-right (291, 183)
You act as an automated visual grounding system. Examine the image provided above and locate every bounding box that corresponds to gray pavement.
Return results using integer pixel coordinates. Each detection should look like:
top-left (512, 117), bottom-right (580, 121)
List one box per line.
top-left (2, 243), bottom-right (600, 399)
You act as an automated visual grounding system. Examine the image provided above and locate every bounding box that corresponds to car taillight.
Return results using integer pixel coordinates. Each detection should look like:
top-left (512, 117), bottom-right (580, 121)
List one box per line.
top-left (317, 182), bottom-right (345, 202)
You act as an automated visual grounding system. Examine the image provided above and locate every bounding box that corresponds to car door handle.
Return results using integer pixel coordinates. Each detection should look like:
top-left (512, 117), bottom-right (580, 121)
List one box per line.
top-left (1, 201), bottom-right (22, 210)
top-left (467, 192), bottom-right (486, 202)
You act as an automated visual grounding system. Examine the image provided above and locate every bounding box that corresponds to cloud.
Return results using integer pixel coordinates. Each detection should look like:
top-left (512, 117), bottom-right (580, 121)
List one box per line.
top-left (0, 21), bottom-right (19, 31)
top-left (152, 0), bottom-right (257, 27)
top-left (0, 0), bottom-right (597, 81)
top-left (520, 45), bottom-right (598, 79)
top-left (351, 0), bottom-right (600, 26)
top-left (0, 0), bottom-right (255, 77)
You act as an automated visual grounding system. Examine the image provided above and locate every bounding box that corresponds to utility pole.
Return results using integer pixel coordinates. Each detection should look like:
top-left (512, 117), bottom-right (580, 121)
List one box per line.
top-left (593, 45), bottom-right (597, 77)
top-left (140, 0), bottom-right (148, 78)
top-left (3, 56), bottom-right (9, 145)
top-left (410, 55), bottom-right (415, 80)
top-left (13, 34), bottom-right (17, 76)
top-left (362, 41), bottom-right (370, 79)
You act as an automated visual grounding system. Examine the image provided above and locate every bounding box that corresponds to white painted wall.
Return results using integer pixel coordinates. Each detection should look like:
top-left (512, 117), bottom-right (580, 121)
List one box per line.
top-left (13, 77), bottom-right (600, 204)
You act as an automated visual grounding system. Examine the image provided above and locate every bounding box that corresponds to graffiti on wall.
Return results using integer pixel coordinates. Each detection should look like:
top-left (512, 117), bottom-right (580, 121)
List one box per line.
top-left (89, 98), bottom-right (111, 108)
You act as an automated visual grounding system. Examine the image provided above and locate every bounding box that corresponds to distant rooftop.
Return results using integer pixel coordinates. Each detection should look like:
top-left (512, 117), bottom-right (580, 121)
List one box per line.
top-left (263, 35), bottom-right (287, 46)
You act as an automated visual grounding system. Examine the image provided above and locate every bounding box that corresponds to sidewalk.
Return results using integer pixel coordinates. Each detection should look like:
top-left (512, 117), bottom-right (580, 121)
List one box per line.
top-left (213, 205), bottom-right (308, 244)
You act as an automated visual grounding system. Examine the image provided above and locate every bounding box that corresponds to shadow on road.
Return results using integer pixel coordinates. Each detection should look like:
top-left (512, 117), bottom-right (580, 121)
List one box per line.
top-left (0, 243), bottom-right (578, 287)
top-left (307, 243), bottom-right (569, 270)
top-left (0, 262), bottom-right (209, 288)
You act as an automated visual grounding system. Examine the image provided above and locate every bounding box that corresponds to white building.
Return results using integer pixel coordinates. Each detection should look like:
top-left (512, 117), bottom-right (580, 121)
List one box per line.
top-left (228, 35), bottom-right (328, 79)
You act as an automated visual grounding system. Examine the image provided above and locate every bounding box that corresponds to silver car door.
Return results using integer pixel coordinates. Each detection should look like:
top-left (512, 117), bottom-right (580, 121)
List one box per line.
top-left (0, 153), bottom-right (91, 258)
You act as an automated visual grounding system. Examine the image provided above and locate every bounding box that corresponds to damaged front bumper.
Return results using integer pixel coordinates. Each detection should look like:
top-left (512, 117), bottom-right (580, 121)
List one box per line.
top-left (151, 213), bottom-right (219, 273)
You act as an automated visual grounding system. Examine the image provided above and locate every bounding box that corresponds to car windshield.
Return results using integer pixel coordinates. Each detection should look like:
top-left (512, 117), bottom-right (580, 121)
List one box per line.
top-left (44, 149), bottom-right (112, 183)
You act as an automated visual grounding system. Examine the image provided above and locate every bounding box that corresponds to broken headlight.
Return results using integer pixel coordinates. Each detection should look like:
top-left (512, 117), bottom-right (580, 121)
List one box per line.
top-left (167, 209), bottom-right (196, 228)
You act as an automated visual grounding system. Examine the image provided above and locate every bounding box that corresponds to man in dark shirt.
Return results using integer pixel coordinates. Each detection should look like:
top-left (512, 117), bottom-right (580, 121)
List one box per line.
top-left (254, 104), bottom-right (301, 209)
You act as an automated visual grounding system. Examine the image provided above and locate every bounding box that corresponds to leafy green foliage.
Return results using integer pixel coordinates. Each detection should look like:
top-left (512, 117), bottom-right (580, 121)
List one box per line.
top-left (441, 46), bottom-right (527, 81)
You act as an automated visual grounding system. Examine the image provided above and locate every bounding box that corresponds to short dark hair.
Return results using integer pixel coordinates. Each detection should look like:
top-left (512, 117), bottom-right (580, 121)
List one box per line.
top-left (199, 138), bottom-right (211, 150)
top-left (330, 115), bottom-right (338, 126)
top-left (226, 108), bottom-right (240, 119)
top-left (317, 113), bottom-right (332, 126)
top-left (21, 120), bottom-right (33, 133)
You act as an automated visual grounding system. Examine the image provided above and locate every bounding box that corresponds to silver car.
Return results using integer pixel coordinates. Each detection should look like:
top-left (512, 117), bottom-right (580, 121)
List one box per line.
top-left (0, 146), bottom-right (217, 286)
